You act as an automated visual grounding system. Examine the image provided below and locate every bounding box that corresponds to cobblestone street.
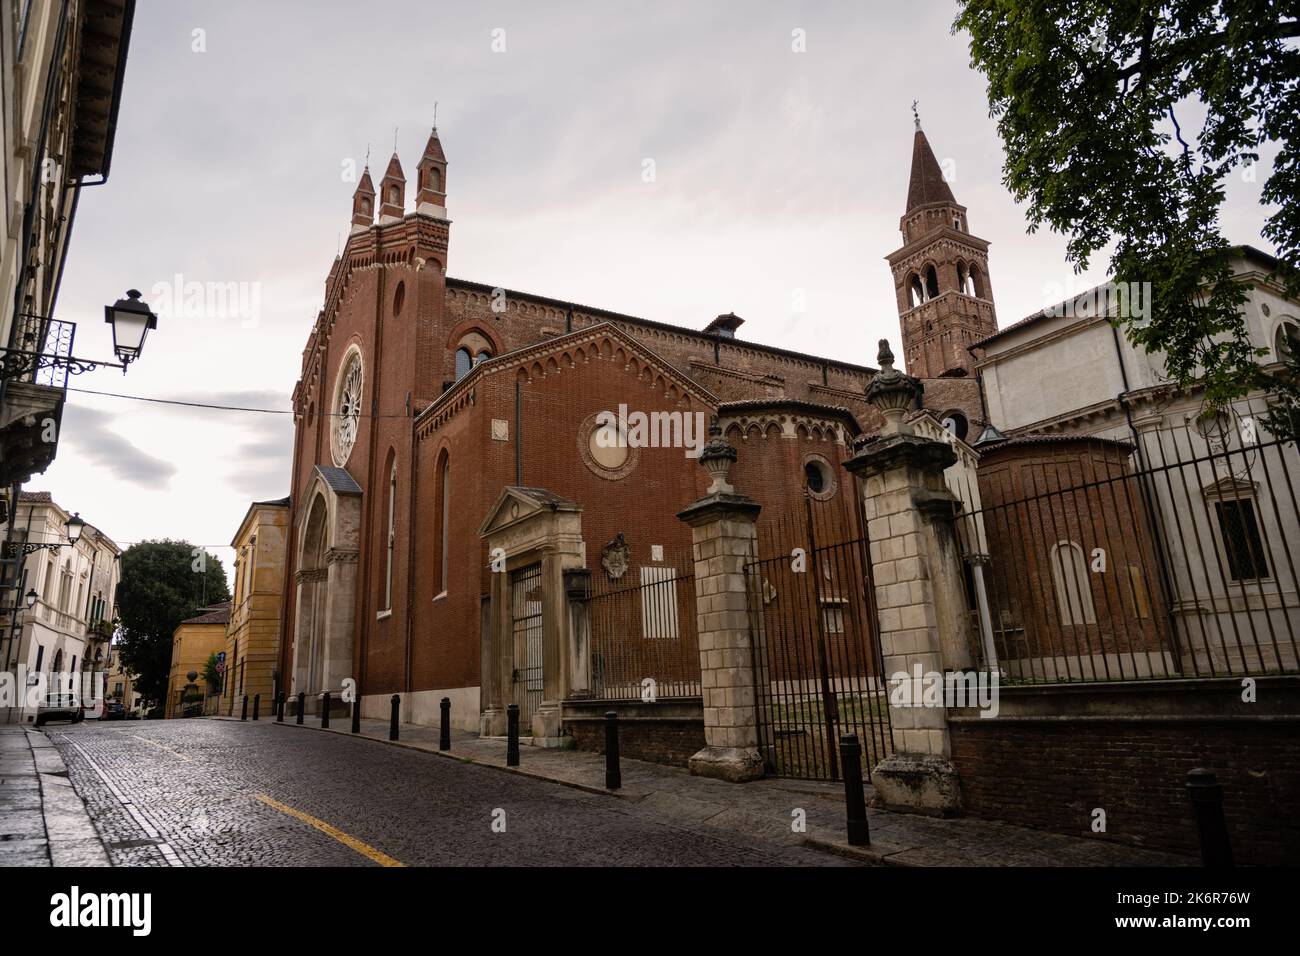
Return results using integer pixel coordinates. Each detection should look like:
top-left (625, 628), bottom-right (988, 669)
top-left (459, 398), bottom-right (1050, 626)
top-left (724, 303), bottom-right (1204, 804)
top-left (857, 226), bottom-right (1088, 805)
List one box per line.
top-left (42, 719), bottom-right (852, 867)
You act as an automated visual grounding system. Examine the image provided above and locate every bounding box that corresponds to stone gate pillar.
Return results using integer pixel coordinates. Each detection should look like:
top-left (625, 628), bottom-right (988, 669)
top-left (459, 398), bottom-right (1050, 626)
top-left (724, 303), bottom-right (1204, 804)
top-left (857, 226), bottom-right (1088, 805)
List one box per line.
top-left (843, 340), bottom-right (974, 815)
top-left (678, 418), bottom-right (764, 782)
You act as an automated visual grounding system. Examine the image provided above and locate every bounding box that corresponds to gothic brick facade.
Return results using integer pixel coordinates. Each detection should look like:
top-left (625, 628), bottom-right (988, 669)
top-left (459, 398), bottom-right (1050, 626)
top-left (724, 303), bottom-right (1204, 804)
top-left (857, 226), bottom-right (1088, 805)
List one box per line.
top-left (278, 124), bottom-right (999, 728)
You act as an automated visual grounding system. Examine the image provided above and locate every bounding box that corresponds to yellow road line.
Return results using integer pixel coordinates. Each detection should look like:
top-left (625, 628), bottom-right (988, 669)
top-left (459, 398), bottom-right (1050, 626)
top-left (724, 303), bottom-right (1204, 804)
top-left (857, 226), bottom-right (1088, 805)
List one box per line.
top-left (254, 794), bottom-right (405, 867)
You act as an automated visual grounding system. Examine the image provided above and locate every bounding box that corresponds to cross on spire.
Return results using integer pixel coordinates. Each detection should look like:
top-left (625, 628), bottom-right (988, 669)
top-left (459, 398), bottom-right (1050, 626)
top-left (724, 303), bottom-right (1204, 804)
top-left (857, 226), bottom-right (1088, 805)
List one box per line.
top-left (912, 100), bottom-right (920, 131)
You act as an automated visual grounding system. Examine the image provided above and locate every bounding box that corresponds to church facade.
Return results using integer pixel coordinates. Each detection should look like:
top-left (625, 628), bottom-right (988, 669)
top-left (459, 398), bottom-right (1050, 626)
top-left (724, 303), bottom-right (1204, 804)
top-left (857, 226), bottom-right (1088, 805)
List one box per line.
top-left (276, 123), bottom-right (993, 730)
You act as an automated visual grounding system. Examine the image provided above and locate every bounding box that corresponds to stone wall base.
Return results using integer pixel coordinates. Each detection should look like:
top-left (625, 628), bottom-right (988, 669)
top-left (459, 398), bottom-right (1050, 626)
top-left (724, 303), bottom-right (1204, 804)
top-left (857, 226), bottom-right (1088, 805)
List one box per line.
top-left (870, 753), bottom-right (962, 816)
top-left (688, 745), bottom-right (764, 783)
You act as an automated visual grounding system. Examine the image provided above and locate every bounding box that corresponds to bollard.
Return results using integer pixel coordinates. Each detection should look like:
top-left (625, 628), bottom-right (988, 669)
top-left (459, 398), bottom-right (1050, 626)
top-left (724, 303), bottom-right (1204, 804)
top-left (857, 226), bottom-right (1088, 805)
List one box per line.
top-left (351, 697), bottom-right (361, 734)
top-left (276, 692), bottom-right (284, 723)
top-left (1187, 768), bottom-right (1233, 867)
top-left (321, 692), bottom-right (331, 728)
top-left (839, 733), bottom-right (870, 847)
top-left (439, 696), bottom-right (451, 751)
top-left (296, 692), bottom-right (304, 725)
top-left (389, 694), bottom-right (400, 741)
top-left (253, 694), bottom-right (260, 721)
top-left (506, 704), bottom-right (520, 767)
top-left (240, 695), bottom-right (248, 721)
top-left (604, 711), bottom-right (621, 790)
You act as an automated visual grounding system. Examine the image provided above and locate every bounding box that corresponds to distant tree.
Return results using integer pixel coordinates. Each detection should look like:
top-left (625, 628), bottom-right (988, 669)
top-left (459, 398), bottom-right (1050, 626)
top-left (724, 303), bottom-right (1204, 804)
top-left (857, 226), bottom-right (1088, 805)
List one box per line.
top-left (115, 540), bottom-right (229, 709)
top-left (955, 1), bottom-right (1300, 438)
top-left (202, 652), bottom-right (223, 695)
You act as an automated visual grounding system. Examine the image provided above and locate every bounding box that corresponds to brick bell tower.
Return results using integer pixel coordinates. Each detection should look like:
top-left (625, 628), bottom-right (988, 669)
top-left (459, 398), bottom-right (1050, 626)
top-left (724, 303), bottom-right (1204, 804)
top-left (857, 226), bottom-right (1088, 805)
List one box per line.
top-left (885, 111), bottom-right (998, 378)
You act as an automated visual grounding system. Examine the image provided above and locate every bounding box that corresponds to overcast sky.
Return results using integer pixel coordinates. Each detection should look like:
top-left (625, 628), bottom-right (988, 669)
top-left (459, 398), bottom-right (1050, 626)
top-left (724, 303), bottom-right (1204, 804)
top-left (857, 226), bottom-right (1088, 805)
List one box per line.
top-left (41, 0), bottom-right (1281, 579)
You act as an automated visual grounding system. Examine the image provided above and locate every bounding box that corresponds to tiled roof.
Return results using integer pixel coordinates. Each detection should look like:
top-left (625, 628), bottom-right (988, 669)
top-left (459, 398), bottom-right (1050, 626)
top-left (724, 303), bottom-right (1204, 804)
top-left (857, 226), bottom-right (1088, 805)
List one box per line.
top-left (181, 601), bottom-right (231, 626)
top-left (314, 465), bottom-right (362, 496)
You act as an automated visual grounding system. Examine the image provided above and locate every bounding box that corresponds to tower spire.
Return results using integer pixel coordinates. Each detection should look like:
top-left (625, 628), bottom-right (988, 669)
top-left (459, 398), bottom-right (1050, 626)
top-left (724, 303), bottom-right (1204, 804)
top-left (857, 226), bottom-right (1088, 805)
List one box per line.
top-left (416, 123), bottom-right (448, 217)
top-left (912, 99), bottom-right (920, 131)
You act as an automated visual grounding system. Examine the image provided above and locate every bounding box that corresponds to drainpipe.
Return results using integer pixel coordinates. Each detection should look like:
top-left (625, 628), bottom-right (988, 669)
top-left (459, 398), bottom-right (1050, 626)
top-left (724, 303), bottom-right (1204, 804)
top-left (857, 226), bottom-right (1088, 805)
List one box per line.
top-left (962, 343), bottom-right (999, 671)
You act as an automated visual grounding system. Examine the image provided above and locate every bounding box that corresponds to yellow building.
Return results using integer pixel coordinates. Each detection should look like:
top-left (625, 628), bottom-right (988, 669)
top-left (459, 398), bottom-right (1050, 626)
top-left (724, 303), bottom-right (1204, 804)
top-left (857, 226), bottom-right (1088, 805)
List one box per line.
top-left (222, 497), bottom-right (290, 715)
top-left (165, 603), bottom-right (230, 718)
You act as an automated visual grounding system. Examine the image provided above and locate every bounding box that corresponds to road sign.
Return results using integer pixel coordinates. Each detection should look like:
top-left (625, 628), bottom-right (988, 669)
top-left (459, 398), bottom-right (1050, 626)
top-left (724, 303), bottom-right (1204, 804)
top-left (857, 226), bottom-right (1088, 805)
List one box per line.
top-left (217, 651), bottom-right (226, 663)
top-left (215, 662), bottom-right (225, 674)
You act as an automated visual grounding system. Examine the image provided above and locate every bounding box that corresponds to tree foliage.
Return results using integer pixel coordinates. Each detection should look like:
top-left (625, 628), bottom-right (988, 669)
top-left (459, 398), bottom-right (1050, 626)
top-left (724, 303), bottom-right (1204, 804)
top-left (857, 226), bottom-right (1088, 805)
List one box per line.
top-left (114, 540), bottom-right (229, 708)
top-left (955, 0), bottom-right (1300, 436)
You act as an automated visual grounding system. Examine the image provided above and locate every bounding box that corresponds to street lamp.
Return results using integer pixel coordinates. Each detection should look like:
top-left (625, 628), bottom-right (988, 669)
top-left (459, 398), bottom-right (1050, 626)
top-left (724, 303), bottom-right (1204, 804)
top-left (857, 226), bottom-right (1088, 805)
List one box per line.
top-left (24, 589), bottom-right (37, 609)
top-left (103, 289), bottom-right (158, 366)
top-left (65, 512), bottom-right (85, 545)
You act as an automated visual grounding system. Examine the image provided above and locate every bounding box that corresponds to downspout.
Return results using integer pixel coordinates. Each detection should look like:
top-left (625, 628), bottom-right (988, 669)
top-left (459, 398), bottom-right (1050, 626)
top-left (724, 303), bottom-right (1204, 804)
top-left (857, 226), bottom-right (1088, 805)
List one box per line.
top-left (514, 379), bottom-right (522, 485)
top-left (963, 343), bottom-right (998, 671)
top-left (404, 395), bottom-right (416, 697)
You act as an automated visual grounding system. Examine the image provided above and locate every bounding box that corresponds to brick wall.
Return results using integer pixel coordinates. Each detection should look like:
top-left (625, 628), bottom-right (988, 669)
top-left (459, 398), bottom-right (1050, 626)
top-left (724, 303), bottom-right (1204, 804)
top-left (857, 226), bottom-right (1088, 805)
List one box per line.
top-left (950, 715), bottom-right (1300, 864)
top-left (566, 716), bottom-right (706, 768)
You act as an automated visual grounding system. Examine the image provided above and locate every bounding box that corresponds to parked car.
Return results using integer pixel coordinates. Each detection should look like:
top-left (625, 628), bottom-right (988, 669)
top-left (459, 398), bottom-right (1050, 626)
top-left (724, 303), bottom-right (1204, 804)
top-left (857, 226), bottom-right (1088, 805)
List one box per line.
top-left (35, 693), bottom-right (84, 727)
top-left (102, 701), bottom-right (126, 720)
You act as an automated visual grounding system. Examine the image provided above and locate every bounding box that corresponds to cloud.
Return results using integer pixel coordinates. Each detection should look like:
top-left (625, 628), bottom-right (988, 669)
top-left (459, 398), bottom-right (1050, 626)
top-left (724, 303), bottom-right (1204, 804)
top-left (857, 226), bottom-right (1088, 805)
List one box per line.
top-left (60, 404), bottom-right (178, 487)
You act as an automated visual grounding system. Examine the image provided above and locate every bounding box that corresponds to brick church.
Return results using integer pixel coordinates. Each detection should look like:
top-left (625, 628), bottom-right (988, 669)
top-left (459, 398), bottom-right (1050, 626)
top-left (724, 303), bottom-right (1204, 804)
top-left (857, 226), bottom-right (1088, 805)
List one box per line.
top-left (278, 120), bottom-right (996, 730)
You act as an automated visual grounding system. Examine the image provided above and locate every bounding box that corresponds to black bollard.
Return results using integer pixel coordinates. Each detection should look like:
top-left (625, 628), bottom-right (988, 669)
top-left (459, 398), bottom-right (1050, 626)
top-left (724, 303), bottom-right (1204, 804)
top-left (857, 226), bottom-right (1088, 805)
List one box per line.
top-left (506, 704), bottom-right (520, 767)
top-left (253, 694), bottom-right (260, 721)
top-left (296, 692), bottom-right (304, 725)
top-left (240, 695), bottom-right (248, 721)
top-left (276, 692), bottom-right (284, 723)
top-left (439, 697), bottom-right (451, 751)
top-left (389, 694), bottom-right (400, 741)
top-left (1187, 768), bottom-right (1233, 867)
top-left (604, 711), bottom-right (621, 790)
top-left (839, 733), bottom-right (870, 846)
top-left (321, 692), bottom-right (331, 728)
top-left (351, 697), bottom-right (361, 734)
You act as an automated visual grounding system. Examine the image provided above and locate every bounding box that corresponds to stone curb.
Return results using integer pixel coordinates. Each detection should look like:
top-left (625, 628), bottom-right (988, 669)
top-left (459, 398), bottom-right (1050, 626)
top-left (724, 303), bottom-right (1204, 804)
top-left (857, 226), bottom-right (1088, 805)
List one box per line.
top-left (27, 729), bottom-right (111, 867)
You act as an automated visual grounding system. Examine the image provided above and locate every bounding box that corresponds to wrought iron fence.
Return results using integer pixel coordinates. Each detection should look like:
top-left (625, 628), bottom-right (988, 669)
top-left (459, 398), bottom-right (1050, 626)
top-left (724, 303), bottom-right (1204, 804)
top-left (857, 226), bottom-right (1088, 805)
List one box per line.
top-left (746, 494), bottom-right (892, 781)
top-left (586, 560), bottom-right (700, 700)
top-left (961, 397), bottom-right (1300, 683)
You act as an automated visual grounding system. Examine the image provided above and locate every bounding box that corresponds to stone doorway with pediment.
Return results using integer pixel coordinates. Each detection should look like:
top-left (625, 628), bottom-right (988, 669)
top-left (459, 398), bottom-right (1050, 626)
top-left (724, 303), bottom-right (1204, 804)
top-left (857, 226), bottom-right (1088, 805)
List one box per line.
top-left (478, 487), bottom-right (586, 744)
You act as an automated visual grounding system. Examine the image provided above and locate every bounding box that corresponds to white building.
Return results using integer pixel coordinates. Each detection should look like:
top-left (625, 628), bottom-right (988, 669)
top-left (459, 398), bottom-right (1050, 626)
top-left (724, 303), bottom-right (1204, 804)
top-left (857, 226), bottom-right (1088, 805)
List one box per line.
top-left (972, 246), bottom-right (1300, 676)
top-left (0, 491), bottom-right (120, 723)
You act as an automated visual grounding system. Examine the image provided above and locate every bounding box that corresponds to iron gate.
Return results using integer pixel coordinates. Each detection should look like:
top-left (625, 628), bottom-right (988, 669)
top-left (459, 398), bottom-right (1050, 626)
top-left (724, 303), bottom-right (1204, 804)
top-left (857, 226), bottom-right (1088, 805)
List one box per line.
top-left (510, 564), bottom-right (544, 727)
top-left (746, 493), bottom-right (892, 780)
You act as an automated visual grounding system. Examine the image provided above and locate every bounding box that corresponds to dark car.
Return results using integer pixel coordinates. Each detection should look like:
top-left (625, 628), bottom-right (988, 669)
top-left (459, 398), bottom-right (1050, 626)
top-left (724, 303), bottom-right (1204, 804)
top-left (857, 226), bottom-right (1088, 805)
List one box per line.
top-left (102, 701), bottom-right (126, 720)
top-left (35, 693), bottom-right (84, 727)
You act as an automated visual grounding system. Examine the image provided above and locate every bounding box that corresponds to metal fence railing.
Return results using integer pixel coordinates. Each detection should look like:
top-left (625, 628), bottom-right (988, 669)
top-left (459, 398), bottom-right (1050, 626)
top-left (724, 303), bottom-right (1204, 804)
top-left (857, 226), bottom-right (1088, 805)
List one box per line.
top-left (585, 562), bottom-right (700, 700)
top-left (962, 398), bottom-right (1300, 683)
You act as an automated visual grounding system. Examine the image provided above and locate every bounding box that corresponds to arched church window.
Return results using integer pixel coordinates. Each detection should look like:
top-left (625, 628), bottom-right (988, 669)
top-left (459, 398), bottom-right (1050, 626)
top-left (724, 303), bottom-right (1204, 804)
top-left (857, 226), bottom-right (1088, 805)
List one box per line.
top-left (956, 263), bottom-right (968, 294)
top-left (474, 349), bottom-right (492, 366)
top-left (361, 197), bottom-right (371, 215)
top-left (455, 347), bottom-right (473, 381)
top-left (1051, 541), bottom-right (1096, 626)
top-left (439, 455), bottom-right (450, 595)
top-left (429, 167), bottom-right (442, 192)
top-left (941, 410), bottom-right (969, 441)
top-left (388, 185), bottom-right (399, 205)
top-left (384, 460), bottom-right (397, 611)
top-left (954, 215), bottom-right (963, 232)
top-left (925, 265), bottom-right (940, 300)
top-left (967, 265), bottom-right (983, 298)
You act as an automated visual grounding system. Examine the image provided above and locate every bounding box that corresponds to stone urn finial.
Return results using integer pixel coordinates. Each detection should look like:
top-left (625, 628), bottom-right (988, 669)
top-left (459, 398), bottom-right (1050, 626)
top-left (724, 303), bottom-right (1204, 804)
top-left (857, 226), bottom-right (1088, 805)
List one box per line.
top-left (865, 338), bottom-right (920, 436)
top-left (699, 414), bottom-right (738, 495)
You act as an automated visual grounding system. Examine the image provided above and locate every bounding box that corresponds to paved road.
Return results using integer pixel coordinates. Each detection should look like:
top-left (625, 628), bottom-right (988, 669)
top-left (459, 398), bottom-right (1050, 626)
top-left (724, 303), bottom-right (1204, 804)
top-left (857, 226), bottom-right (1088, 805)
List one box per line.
top-left (44, 720), bottom-right (850, 867)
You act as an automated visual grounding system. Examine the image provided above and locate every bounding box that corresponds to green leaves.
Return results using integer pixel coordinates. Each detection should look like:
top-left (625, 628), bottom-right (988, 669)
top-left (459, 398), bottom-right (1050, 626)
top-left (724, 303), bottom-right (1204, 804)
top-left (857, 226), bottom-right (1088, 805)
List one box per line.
top-left (115, 540), bottom-right (230, 707)
top-left (956, 0), bottom-right (1300, 439)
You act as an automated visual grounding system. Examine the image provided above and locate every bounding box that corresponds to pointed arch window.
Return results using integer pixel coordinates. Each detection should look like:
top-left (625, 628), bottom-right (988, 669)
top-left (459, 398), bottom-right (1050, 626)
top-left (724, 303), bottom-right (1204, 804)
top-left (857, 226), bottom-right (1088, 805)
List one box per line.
top-left (455, 347), bottom-right (473, 381)
top-left (385, 461), bottom-right (397, 611)
top-left (429, 167), bottom-right (442, 192)
top-left (967, 265), bottom-right (983, 298)
top-left (437, 455), bottom-right (450, 596)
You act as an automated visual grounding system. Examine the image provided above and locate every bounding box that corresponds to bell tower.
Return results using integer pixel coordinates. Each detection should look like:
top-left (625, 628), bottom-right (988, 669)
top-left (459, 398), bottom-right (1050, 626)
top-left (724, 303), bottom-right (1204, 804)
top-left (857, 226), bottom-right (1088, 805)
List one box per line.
top-left (885, 113), bottom-right (998, 378)
top-left (350, 166), bottom-right (375, 232)
top-left (378, 152), bottom-right (406, 223)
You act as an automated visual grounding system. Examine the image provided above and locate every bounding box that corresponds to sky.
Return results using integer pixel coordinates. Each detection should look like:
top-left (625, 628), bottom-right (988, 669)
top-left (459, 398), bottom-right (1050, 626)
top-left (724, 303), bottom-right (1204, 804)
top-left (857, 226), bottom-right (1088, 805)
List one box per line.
top-left (40, 0), bottom-right (1282, 580)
